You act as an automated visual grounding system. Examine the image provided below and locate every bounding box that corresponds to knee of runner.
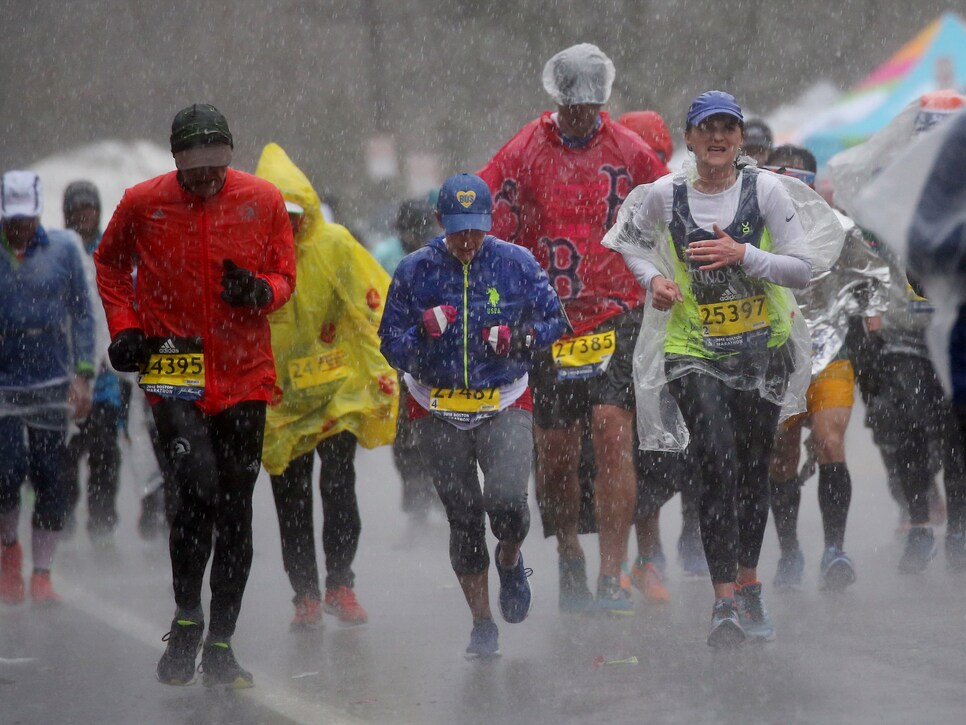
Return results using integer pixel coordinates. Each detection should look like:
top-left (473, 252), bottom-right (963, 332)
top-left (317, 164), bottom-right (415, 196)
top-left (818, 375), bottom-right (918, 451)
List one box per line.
top-left (450, 533), bottom-right (489, 576)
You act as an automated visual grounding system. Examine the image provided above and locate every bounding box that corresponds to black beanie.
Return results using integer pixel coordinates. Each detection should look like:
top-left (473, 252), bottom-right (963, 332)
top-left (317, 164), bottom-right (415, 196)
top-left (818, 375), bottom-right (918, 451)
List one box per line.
top-left (63, 180), bottom-right (101, 213)
top-left (170, 104), bottom-right (233, 154)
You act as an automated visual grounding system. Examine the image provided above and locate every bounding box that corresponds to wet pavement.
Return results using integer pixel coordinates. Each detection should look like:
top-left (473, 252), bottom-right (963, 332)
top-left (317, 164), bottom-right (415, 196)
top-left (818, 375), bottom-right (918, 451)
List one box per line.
top-left (3, 408), bottom-right (966, 724)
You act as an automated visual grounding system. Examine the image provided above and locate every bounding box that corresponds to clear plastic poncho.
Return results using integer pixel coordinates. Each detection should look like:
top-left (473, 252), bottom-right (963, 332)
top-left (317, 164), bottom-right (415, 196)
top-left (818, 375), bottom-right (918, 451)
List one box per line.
top-left (602, 160), bottom-right (845, 451)
top-left (542, 43), bottom-right (615, 106)
top-left (256, 143), bottom-right (398, 475)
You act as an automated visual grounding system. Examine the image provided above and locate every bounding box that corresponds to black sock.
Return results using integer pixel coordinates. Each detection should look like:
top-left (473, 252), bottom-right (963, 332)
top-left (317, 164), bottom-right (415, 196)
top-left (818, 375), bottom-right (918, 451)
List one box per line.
top-left (819, 463), bottom-right (852, 549)
top-left (770, 477), bottom-right (801, 554)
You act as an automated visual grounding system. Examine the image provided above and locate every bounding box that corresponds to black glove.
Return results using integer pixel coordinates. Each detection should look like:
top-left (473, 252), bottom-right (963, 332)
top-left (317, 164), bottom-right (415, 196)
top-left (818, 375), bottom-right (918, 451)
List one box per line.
top-left (107, 328), bottom-right (148, 373)
top-left (221, 259), bottom-right (273, 308)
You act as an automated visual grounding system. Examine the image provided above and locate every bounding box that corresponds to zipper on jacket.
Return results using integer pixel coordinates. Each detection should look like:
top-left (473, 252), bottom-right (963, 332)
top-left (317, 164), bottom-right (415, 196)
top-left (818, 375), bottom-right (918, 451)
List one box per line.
top-left (200, 203), bottom-right (213, 401)
top-left (462, 261), bottom-right (470, 388)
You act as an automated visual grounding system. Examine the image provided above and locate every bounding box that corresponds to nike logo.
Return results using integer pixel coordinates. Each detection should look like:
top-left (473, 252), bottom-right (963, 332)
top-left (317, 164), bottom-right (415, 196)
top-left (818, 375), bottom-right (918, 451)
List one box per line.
top-left (785, 213), bottom-right (796, 222)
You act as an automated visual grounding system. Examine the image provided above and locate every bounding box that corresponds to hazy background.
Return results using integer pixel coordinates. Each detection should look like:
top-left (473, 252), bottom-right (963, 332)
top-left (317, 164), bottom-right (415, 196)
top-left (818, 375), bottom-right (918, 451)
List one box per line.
top-left (2, 0), bottom-right (964, 232)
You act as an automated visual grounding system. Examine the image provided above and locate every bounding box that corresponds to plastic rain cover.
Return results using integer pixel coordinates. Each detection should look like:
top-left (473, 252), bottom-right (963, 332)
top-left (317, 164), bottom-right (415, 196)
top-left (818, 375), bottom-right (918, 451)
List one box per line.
top-left (542, 43), bottom-right (615, 106)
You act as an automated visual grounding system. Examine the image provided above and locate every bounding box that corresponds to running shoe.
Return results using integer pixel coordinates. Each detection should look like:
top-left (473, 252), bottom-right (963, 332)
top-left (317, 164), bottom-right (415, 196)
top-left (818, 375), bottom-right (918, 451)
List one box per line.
top-left (291, 594), bottom-right (323, 630)
top-left (677, 534), bottom-right (709, 578)
top-left (495, 544), bottom-right (533, 624)
top-left (595, 575), bottom-right (634, 615)
top-left (707, 597), bottom-right (745, 648)
top-left (29, 571), bottom-right (61, 605)
top-left (324, 585), bottom-right (368, 626)
top-left (199, 640), bottom-right (254, 688)
top-left (0, 542), bottom-right (25, 605)
top-left (819, 546), bottom-right (856, 592)
top-left (898, 526), bottom-right (937, 574)
top-left (773, 549), bottom-right (805, 591)
top-left (946, 531), bottom-right (966, 572)
top-left (156, 617), bottom-right (204, 685)
top-left (734, 581), bottom-right (775, 641)
top-left (465, 619), bottom-right (499, 659)
top-left (629, 558), bottom-right (670, 604)
top-left (558, 557), bottom-right (594, 613)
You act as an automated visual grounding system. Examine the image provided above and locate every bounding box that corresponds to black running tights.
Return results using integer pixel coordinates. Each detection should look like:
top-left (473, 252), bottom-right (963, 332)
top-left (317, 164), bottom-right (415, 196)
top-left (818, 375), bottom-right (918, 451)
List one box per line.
top-left (152, 399), bottom-right (265, 639)
top-left (668, 373), bottom-right (780, 585)
top-left (270, 431), bottom-right (360, 597)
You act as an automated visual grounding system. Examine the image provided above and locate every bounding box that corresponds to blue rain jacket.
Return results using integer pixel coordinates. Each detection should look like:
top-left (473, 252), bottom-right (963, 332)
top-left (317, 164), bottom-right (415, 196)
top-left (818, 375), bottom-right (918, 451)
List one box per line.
top-left (0, 226), bottom-right (95, 388)
top-left (379, 234), bottom-right (566, 389)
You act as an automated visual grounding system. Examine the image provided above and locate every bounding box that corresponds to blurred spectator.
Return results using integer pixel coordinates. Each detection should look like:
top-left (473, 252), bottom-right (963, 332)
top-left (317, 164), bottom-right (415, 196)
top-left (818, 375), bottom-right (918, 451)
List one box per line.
top-left (1, 170), bottom-right (95, 606)
top-left (62, 181), bottom-right (132, 546)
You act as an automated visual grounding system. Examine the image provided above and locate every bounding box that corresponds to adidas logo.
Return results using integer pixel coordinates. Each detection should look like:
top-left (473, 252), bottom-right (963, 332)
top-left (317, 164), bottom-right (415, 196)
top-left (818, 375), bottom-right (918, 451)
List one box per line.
top-left (152, 209), bottom-right (165, 219)
top-left (719, 287), bottom-right (741, 301)
top-left (159, 339), bottom-right (179, 354)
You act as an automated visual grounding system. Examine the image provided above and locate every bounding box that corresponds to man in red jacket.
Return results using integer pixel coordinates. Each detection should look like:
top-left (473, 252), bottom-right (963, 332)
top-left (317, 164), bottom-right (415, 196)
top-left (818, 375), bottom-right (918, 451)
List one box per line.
top-left (479, 44), bottom-right (667, 613)
top-left (95, 104), bottom-right (295, 688)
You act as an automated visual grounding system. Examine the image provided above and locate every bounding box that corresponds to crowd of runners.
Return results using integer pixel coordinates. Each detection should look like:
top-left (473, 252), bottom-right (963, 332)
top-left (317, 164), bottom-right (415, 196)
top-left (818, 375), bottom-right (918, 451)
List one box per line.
top-left (2, 41), bottom-right (965, 687)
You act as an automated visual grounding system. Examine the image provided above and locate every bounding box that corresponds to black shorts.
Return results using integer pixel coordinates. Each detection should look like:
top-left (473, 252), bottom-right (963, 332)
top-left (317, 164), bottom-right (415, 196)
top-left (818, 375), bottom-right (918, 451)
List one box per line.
top-left (531, 307), bottom-right (643, 429)
top-left (636, 449), bottom-right (685, 518)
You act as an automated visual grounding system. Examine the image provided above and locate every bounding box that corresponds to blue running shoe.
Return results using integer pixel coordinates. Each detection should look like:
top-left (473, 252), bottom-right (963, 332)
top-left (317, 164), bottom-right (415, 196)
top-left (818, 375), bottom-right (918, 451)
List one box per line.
top-left (819, 546), bottom-right (856, 591)
top-left (899, 526), bottom-right (937, 574)
top-left (707, 597), bottom-right (745, 648)
top-left (774, 549), bottom-right (805, 591)
top-left (495, 544), bottom-right (532, 624)
top-left (734, 582), bottom-right (775, 641)
top-left (678, 534), bottom-right (709, 578)
top-left (595, 575), bottom-right (634, 615)
top-left (465, 619), bottom-right (499, 659)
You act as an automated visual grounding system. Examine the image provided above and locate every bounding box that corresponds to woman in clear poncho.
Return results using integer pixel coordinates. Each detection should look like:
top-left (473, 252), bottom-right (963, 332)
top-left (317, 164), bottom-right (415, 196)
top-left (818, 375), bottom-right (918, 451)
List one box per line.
top-left (604, 91), bottom-right (842, 647)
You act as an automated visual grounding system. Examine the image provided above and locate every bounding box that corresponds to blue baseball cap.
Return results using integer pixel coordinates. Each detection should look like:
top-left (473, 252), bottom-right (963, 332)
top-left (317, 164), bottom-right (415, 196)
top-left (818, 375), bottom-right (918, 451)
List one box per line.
top-left (686, 91), bottom-right (744, 127)
top-left (436, 173), bottom-right (492, 234)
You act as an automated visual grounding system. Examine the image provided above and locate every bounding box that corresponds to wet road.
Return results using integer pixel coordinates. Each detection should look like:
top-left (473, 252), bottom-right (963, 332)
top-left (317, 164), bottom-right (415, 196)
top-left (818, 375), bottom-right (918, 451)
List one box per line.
top-left (3, 407), bottom-right (966, 724)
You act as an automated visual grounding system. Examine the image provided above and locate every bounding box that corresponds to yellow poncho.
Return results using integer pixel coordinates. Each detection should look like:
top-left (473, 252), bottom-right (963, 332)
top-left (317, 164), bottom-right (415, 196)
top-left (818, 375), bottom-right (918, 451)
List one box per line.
top-left (256, 143), bottom-right (398, 475)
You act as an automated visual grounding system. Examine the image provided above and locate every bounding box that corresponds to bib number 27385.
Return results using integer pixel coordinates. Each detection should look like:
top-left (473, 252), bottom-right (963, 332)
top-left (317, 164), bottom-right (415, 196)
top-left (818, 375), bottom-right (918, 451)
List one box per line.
top-left (552, 330), bottom-right (616, 381)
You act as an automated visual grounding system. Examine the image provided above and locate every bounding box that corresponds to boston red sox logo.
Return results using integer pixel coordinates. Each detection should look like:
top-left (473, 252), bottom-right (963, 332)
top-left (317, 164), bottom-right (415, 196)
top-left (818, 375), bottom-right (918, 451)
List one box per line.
top-left (541, 237), bottom-right (582, 301)
top-left (494, 179), bottom-right (522, 243)
top-left (600, 164), bottom-right (632, 229)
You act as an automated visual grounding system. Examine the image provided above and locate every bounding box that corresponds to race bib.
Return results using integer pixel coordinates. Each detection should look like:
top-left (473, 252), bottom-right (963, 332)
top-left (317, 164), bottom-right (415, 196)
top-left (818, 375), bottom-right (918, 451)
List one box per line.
top-left (430, 387), bottom-right (500, 424)
top-left (906, 283), bottom-right (934, 314)
top-left (552, 330), bottom-right (616, 381)
top-left (288, 350), bottom-right (349, 390)
top-left (699, 295), bottom-right (770, 352)
top-left (139, 337), bottom-right (205, 401)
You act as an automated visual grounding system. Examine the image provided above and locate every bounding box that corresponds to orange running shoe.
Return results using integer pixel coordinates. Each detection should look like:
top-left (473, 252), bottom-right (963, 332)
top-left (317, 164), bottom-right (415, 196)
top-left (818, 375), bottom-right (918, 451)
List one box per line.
top-left (324, 585), bottom-right (368, 626)
top-left (0, 542), bottom-right (25, 605)
top-left (291, 594), bottom-right (323, 630)
top-left (30, 571), bottom-right (62, 605)
top-left (630, 559), bottom-right (670, 604)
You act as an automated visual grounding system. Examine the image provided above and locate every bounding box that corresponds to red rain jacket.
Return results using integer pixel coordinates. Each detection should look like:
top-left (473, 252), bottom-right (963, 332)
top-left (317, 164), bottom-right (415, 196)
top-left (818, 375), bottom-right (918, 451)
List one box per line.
top-left (95, 168), bottom-right (296, 415)
top-left (479, 111), bottom-right (667, 335)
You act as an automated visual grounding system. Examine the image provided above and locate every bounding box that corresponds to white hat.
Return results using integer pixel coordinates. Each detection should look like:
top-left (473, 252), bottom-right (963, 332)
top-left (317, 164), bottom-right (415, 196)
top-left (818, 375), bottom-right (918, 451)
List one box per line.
top-left (1, 170), bottom-right (43, 220)
top-left (284, 200), bottom-right (305, 215)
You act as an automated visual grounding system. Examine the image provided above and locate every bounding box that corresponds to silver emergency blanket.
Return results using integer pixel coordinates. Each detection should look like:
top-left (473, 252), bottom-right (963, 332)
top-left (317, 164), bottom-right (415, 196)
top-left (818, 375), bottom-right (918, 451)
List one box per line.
top-left (800, 210), bottom-right (890, 377)
top-left (542, 43), bottom-right (615, 106)
top-left (851, 107), bottom-right (966, 387)
top-left (603, 162), bottom-right (845, 451)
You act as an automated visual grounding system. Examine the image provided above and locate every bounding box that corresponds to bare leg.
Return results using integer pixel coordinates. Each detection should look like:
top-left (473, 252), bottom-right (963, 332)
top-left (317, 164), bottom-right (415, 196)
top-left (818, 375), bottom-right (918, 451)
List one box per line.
top-left (592, 405), bottom-right (636, 580)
